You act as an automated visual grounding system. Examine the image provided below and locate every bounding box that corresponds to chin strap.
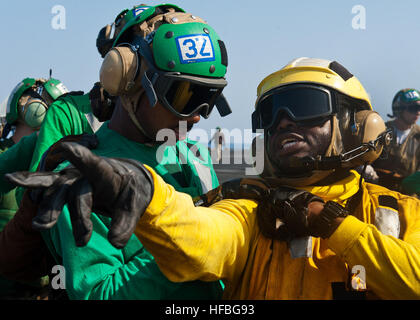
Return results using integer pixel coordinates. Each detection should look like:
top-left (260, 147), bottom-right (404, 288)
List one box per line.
top-left (119, 96), bottom-right (155, 144)
top-left (126, 108), bottom-right (154, 142)
top-left (286, 128), bottom-right (393, 171)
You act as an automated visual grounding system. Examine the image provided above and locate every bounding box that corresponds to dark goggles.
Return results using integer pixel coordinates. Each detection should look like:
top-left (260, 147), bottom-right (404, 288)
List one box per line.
top-left (131, 35), bottom-right (228, 119)
top-left (252, 84), bottom-right (335, 131)
top-left (407, 104), bottom-right (420, 114)
top-left (152, 72), bottom-right (227, 118)
top-left (394, 102), bottom-right (420, 115)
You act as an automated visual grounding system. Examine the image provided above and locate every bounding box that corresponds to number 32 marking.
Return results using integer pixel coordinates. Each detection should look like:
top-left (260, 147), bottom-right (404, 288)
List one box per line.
top-left (183, 38), bottom-right (211, 58)
top-left (176, 34), bottom-right (215, 63)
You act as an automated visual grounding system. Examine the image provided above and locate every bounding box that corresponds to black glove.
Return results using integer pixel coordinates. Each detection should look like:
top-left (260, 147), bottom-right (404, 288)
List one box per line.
top-left (25, 134), bottom-right (99, 208)
top-left (38, 133), bottom-right (99, 172)
top-left (89, 82), bottom-right (116, 122)
top-left (257, 188), bottom-right (324, 241)
top-left (6, 142), bottom-right (154, 249)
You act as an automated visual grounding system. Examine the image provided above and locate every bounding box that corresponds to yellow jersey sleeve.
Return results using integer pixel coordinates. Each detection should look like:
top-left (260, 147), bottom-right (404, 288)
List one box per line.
top-left (328, 214), bottom-right (420, 299)
top-left (135, 165), bottom-right (259, 284)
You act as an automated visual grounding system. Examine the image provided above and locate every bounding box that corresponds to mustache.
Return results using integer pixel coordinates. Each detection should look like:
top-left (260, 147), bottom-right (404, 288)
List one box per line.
top-left (270, 127), bottom-right (306, 140)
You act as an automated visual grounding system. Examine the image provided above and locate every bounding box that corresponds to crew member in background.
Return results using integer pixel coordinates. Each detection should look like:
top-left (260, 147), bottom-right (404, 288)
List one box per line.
top-left (369, 88), bottom-right (420, 193)
top-left (209, 126), bottom-right (225, 162)
top-left (0, 4), bottom-right (143, 298)
top-left (0, 76), bottom-right (68, 298)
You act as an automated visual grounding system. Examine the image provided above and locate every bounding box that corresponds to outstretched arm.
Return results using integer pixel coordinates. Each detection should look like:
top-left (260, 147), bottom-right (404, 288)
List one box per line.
top-left (6, 142), bottom-right (258, 285)
top-left (136, 168), bottom-right (258, 283)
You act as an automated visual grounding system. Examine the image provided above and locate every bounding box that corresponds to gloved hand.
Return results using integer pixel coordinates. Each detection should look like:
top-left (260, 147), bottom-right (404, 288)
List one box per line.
top-left (257, 188), bottom-right (325, 241)
top-left (38, 133), bottom-right (99, 172)
top-left (6, 142), bottom-right (154, 249)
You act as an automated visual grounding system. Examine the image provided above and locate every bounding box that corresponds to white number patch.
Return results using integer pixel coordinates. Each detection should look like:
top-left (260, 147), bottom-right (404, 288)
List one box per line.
top-left (405, 90), bottom-right (420, 99)
top-left (55, 83), bottom-right (69, 94)
top-left (133, 6), bottom-right (149, 17)
top-left (176, 34), bottom-right (215, 64)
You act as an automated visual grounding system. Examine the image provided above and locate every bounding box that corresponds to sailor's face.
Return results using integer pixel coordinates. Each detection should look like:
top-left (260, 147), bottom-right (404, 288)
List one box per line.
top-left (136, 95), bottom-right (201, 141)
top-left (400, 108), bottom-right (420, 126)
top-left (267, 113), bottom-right (332, 166)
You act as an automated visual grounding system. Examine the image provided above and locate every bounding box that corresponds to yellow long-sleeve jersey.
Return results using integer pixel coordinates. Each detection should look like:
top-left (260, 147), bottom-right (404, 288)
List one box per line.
top-left (136, 167), bottom-right (420, 299)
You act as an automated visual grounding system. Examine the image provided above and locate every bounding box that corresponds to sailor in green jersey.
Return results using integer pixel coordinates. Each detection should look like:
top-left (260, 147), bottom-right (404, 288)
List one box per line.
top-left (0, 6), bottom-right (135, 298)
top-left (0, 2), bottom-right (139, 200)
top-left (24, 3), bottom-right (148, 174)
top-left (0, 4), bottom-right (174, 198)
top-left (0, 133), bottom-right (37, 194)
top-left (0, 86), bottom-right (114, 206)
top-left (0, 77), bottom-right (68, 297)
top-left (37, 4), bottom-right (231, 299)
top-left (0, 4), bottom-right (231, 299)
top-left (0, 77), bottom-right (68, 230)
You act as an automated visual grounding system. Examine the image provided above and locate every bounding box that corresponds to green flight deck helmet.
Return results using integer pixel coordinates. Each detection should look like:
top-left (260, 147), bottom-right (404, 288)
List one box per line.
top-left (96, 4), bottom-right (154, 58)
top-left (5, 77), bottom-right (68, 129)
top-left (100, 3), bottom-right (231, 137)
top-left (390, 88), bottom-right (420, 118)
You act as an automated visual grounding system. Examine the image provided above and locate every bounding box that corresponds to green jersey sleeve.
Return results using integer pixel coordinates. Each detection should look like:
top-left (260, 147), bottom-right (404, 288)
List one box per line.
top-left (0, 133), bottom-right (37, 194)
top-left (28, 94), bottom-right (94, 172)
top-left (44, 206), bottom-right (222, 300)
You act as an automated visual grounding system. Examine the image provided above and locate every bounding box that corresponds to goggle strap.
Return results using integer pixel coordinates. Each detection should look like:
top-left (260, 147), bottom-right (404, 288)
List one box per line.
top-left (141, 71), bottom-right (158, 107)
top-left (349, 109), bottom-right (358, 135)
top-left (134, 35), bottom-right (162, 108)
top-left (251, 110), bottom-right (259, 133)
top-left (215, 93), bottom-right (232, 117)
top-left (134, 36), bottom-right (155, 68)
top-left (126, 106), bottom-right (154, 140)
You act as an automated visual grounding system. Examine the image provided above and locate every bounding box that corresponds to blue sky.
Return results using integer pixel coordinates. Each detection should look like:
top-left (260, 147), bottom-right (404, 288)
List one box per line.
top-left (1, 0), bottom-right (419, 141)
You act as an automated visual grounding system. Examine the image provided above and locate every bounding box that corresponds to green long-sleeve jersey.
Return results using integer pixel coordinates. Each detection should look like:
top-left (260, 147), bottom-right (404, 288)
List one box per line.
top-left (0, 137), bottom-right (19, 231)
top-left (0, 93), bottom-right (98, 200)
top-left (0, 94), bottom-right (97, 193)
top-left (42, 123), bottom-right (222, 300)
top-left (0, 133), bottom-right (37, 195)
top-left (28, 93), bottom-right (100, 172)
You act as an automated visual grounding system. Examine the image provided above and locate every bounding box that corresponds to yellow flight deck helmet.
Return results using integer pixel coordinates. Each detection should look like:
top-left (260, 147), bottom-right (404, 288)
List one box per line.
top-left (256, 57), bottom-right (372, 108)
top-left (252, 57), bottom-right (391, 186)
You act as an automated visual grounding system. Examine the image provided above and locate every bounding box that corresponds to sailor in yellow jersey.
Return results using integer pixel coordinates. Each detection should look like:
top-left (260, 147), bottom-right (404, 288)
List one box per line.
top-left (9, 58), bottom-right (420, 299)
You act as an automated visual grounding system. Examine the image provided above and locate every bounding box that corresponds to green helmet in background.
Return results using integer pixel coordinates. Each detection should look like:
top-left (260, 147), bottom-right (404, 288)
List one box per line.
top-left (391, 88), bottom-right (420, 118)
top-left (5, 77), bottom-right (68, 128)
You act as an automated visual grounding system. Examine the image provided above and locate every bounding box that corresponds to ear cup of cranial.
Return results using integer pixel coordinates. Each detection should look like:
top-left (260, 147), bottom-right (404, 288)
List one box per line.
top-left (18, 91), bottom-right (48, 128)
